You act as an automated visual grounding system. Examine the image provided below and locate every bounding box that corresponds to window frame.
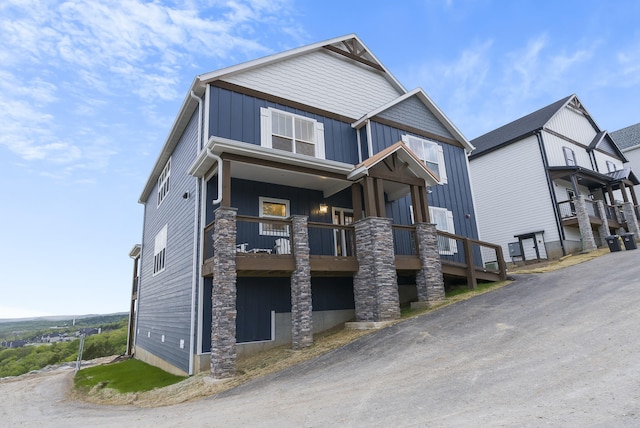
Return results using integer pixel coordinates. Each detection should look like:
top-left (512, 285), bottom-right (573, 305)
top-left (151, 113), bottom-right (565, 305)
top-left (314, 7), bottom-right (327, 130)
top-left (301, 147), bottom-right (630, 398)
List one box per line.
top-left (428, 206), bottom-right (458, 255)
top-left (259, 196), bottom-right (290, 236)
top-left (606, 160), bottom-right (617, 172)
top-left (157, 157), bottom-right (171, 207)
top-left (402, 134), bottom-right (447, 184)
top-left (153, 224), bottom-right (168, 275)
top-left (563, 146), bottom-right (576, 167)
top-left (260, 107), bottom-right (325, 159)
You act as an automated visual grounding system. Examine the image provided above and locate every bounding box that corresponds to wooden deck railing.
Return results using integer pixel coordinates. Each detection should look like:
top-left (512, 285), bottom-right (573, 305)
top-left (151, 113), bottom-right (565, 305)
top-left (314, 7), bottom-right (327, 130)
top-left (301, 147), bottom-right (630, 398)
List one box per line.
top-left (203, 216), bottom-right (507, 286)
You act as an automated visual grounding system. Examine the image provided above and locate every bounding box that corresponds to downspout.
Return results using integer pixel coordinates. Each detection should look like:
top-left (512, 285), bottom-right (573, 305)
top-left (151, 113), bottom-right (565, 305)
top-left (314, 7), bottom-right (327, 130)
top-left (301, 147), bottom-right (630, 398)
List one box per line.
top-left (537, 131), bottom-right (566, 256)
top-left (206, 147), bottom-right (223, 205)
top-left (187, 91), bottom-right (202, 375)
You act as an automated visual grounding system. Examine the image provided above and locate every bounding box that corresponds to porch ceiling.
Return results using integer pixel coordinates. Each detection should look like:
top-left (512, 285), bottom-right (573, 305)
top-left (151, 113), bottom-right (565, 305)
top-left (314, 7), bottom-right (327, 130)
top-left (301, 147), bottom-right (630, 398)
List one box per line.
top-left (548, 166), bottom-right (631, 190)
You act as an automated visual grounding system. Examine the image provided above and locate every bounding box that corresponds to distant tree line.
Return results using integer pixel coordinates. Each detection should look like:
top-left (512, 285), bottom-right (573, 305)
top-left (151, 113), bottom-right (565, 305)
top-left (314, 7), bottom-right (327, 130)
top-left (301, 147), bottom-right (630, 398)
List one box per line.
top-left (0, 320), bottom-right (128, 378)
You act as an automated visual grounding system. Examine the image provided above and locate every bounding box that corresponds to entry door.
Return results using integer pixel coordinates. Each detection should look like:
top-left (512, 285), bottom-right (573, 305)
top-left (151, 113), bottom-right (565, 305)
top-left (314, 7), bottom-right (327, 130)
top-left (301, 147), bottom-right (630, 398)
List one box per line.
top-left (333, 208), bottom-right (354, 256)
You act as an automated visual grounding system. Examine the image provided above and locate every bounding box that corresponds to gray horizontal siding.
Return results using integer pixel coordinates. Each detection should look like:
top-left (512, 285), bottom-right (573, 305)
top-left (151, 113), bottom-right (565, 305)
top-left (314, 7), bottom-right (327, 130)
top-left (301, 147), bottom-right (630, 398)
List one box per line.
top-left (208, 86), bottom-right (359, 164)
top-left (136, 109), bottom-right (200, 374)
top-left (377, 96), bottom-right (455, 140)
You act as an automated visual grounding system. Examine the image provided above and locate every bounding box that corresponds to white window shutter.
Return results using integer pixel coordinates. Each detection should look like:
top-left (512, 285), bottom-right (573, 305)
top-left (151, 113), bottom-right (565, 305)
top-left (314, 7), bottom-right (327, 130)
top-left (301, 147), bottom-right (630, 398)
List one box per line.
top-left (401, 134), bottom-right (409, 144)
top-left (446, 210), bottom-right (457, 253)
top-left (315, 121), bottom-right (325, 159)
top-left (260, 107), bottom-right (271, 148)
top-left (437, 145), bottom-right (447, 184)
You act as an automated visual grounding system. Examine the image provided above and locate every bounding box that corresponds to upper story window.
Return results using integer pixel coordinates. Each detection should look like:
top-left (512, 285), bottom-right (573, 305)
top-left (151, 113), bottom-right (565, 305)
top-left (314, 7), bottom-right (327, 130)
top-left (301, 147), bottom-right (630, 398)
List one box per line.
top-left (259, 196), bottom-right (290, 236)
top-left (157, 158), bottom-right (171, 207)
top-left (606, 160), bottom-right (617, 172)
top-left (402, 135), bottom-right (447, 184)
top-left (153, 224), bottom-right (167, 275)
top-left (563, 147), bottom-right (576, 166)
top-left (260, 108), bottom-right (325, 159)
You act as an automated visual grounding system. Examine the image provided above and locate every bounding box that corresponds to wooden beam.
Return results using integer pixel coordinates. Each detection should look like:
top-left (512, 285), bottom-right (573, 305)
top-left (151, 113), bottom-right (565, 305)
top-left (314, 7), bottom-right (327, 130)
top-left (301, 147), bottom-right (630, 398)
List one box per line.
top-left (463, 238), bottom-right (477, 290)
top-left (363, 176), bottom-right (377, 217)
top-left (351, 183), bottom-right (363, 221)
top-left (375, 177), bottom-right (386, 218)
top-left (420, 185), bottom-right (430, 223)
top-left (410, 185), bottom-right (424, 223)
top-left (621, 182), bottom-right (630, 203)
top-left (630, 184), bottom-right (639, 206)
top-left (221, 159), bottom-right (232, 208)
top-left (322, 44), bottom-right (384, 71)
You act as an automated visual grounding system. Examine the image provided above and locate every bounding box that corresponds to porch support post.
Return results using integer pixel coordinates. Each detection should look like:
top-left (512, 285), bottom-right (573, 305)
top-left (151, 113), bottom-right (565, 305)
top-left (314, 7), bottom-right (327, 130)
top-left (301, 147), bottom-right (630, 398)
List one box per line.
top-left (290, 215), bottom-right (313, 349)
top-left (629, 184), bottom-right (639, 207)
top-left (621, 201), bottom-right (640, 240)
top-left (362, 176), bottom-right (377, 217)
top-left (410, 185), bottom-right (425, 223)
top-left (621, 183), bottom-right (630, 203)
top-left (414, 223), bottom-right (445, 305)
top-left (353, 217), bottom-right (400, 321)
top-left (607, 186), bottom-right (616, 206)
top-left (210, 207), bottom-right (238, 379)
top-left (221, 159), bottom-right (232, 208)
top-left (595, 200), bottom-right (611, 245)
top-left (574, 195), bottom-right (597, 252)
top-left (351, 183), bottom-right (363, 221)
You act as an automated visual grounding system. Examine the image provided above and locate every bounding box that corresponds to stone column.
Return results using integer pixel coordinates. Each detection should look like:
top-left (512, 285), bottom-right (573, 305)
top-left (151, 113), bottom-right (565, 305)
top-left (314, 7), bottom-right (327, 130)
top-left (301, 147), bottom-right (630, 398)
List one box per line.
top-left (210, 207), bottom-right (238, 379)
top-left (414, 223), bottom-right (445, 304)
top-left (574, 195), bottom-right (597, 252)
top-left (596, 200), bottom-right (611, 245)
top-left (621, 202), bottom-right (640, 240)
top-left (290, 215), bottom-right (313, 349)
top-left (353, 217), bottom-right (400, 322)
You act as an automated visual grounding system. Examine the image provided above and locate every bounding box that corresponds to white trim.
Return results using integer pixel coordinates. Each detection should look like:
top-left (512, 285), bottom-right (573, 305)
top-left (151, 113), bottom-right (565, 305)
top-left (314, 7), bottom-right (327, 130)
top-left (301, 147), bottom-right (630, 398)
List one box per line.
top-left (259, 196), bottom-right (290, 236)
top-left (153, 224), bottom-right (168, 275)
top-left (402, 134), bottom-right (447, 184)
top-left (366, 120), bottom-right (373, 161)
top-left (429, 207), bottom-right (458, 255)
top-left (157, 157), bottom-right (171, 207)
top-left (261, 107), bottom-right (325, 159)
top-left (332, 207), bottom-right (354, 256)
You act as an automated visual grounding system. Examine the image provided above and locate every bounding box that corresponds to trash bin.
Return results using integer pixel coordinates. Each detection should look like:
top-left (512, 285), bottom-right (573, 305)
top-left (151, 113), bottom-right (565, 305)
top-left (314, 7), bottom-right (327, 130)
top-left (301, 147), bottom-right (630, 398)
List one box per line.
top-left (605, 235), bottom-right (621, 252)
top-left (621, 233), bottom-right (637, 250)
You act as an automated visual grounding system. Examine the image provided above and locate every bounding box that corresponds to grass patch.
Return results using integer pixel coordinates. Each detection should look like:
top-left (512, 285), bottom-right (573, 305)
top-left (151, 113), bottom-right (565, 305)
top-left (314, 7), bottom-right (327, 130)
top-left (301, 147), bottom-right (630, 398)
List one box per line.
top-left (74, 358), bottom-right (185, 393)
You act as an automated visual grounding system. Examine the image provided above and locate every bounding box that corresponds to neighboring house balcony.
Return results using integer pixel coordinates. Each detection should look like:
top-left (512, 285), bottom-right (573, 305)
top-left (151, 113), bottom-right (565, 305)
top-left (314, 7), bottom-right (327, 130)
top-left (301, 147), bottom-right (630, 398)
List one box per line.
top-left (557, 198), bottom-right (626, 231)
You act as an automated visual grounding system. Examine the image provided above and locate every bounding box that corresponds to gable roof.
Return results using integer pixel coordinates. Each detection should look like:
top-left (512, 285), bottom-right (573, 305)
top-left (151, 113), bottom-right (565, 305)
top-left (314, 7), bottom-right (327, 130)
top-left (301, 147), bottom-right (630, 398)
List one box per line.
top-left (348, 141), bottom-right (439, 186)
top-left (139, 34), bottom-right (405, 203)
top-left (611, 122), bottom-right (640, 151)
top-left (469, 95), bottom-right (573, 159)
top-left (351, 88), bottom-right (474, 153)
top-left (588, 131), bottom-right (628, 162)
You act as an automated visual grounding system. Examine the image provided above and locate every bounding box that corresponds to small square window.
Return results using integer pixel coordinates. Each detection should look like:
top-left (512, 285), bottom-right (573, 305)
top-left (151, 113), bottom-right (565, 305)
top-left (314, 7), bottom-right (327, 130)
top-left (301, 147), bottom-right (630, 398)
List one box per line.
top-left (153, 224), bottom-right (167, 275)
top-left (606, 161), bottom-right (617, 172)
top-left (157, 158), bottom-right (171, 207)
top-left (259, 197), bottom-right (290, 236)
top-left (402, 135), bottom-right (447, 184)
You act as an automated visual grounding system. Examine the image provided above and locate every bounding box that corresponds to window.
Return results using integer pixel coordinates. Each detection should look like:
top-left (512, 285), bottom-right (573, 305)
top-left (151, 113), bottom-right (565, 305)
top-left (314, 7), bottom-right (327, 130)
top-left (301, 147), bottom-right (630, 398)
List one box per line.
top-left (260, 108), bottom-right (325, 158)
top-left (402, 135), bottom-right (447, 184)
top-left (563, 147), bottom-right (576, 166)
top-left (153, 225), bottom-right (167, 275)
top-left (259, 197), bottom-right (290, 236)
top-left (606, 161), bottom-right (617, 172)
top-left (157, 158), bottom-right (171, 206)
top-left (428, 206), bottom-right (458, 255)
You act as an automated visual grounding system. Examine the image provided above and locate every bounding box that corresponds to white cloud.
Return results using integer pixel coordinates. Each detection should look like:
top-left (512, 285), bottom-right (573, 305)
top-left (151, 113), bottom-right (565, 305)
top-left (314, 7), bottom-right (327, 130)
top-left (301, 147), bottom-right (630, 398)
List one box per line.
top-left (0, 0), bottom-right (298, 178)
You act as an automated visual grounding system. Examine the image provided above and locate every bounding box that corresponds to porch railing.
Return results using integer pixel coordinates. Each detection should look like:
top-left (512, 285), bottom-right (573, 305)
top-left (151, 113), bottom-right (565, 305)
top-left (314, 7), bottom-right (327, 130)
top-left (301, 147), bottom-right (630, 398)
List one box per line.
top-left (392, 224), bottom-right (418, 256)
top-left (307, 221), bottom-right (355, 256)
top-left (557, 200), bottom-right (576, 219)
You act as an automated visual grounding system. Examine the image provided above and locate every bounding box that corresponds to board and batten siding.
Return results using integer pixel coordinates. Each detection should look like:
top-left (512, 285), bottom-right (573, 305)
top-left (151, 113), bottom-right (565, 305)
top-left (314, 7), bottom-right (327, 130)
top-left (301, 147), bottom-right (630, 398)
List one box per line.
top-left (369, 121), bottom-right (479, 241)
top-left (220, 49), bottom-right (402, 120)
top-left (208, 86), bottom-right (359, 164)
top-left (136, 110), bottom-right (200, 375)
top-left (593, 150), bottom-right (624, 173)
top-left (546, 106), bottom-right (598, 147)
top-left (470, 135), bottom-right (559, 261)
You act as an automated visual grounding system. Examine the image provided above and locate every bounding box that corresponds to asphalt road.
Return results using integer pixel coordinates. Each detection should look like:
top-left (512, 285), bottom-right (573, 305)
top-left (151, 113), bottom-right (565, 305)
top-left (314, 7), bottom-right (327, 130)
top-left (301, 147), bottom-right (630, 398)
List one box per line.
top-left (2, 249), bottom-right (639, 427)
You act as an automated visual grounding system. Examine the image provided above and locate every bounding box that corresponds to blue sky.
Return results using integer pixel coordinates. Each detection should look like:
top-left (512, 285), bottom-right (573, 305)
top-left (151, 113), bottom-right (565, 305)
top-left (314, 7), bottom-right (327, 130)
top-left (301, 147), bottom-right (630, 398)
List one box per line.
top-left (1, 0), bottom-right (639, 319)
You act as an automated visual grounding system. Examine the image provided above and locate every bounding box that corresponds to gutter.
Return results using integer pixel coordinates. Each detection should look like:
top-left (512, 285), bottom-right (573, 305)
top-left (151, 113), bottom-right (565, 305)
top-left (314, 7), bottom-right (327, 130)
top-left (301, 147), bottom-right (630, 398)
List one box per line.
top-left (537, 131), bottom-right (566, 256)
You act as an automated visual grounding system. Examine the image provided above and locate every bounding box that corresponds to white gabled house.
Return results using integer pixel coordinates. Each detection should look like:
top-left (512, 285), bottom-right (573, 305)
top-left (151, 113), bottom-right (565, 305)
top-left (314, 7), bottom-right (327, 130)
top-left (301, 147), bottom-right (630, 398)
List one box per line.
top-left (469, 94), bottom-right (640, 263)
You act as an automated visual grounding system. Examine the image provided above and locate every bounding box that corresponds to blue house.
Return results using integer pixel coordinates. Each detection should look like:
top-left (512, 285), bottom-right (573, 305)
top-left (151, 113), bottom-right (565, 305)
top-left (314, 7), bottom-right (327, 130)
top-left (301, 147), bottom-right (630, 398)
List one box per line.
top-left (131, 34), bottom-right (505, 377)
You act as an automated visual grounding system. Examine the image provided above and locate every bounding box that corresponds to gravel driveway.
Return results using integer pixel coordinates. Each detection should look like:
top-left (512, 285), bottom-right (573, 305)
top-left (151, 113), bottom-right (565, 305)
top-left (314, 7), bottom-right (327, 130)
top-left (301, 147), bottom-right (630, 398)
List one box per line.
top-left (2, 249), bottom-right (639, 427)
